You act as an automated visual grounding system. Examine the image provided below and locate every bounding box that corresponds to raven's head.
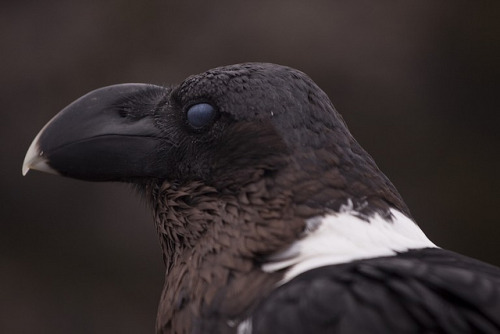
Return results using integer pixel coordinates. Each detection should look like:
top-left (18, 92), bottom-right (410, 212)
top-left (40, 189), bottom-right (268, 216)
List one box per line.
top-left (24, 63), bottom-right (407, 214)
top-left (23, 63), bottom-right (410, 332)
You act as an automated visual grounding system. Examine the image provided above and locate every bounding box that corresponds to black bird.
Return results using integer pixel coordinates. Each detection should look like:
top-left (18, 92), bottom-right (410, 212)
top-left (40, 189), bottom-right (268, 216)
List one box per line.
top-left (23, 63), bottom-right (500, 333)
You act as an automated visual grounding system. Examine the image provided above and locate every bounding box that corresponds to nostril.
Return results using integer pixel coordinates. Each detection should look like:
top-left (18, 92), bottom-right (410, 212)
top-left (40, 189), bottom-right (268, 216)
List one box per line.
top-left (118, 108), bottom-right (128, 118)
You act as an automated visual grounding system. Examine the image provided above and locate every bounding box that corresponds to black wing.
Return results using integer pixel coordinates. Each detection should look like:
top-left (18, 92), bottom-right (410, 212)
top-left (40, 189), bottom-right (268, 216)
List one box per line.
top-left (251, 248), bottom-right (500, 334)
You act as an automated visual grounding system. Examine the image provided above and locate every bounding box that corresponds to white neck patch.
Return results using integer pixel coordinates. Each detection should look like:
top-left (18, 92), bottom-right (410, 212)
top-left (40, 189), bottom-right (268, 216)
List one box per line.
top-left (261, 206), bottom-right (437, 284)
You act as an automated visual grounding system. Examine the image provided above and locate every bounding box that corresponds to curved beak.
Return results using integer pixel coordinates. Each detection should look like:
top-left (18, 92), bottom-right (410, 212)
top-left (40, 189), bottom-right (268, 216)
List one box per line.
top-left (23, 83), bottom-right (169, 181)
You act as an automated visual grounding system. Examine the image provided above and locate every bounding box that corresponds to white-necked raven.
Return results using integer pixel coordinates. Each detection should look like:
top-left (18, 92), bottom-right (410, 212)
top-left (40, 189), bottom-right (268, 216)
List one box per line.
top-left (24, 63), bottom-right (500, 333)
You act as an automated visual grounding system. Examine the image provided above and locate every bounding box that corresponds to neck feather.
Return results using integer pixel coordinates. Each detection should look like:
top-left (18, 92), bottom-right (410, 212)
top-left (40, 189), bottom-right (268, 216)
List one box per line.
top-left (262, 204), bottom-right (437, 284)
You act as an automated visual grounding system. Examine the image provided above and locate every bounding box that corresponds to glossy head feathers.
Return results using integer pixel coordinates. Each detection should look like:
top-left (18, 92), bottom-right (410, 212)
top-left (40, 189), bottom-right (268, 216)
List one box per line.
top-left (23, 63), bottom-right (408, 219)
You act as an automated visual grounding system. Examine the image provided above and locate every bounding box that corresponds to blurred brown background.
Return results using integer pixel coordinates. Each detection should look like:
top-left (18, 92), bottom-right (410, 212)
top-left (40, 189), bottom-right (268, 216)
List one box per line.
top-left (1, 1), bottom-right (499, 333)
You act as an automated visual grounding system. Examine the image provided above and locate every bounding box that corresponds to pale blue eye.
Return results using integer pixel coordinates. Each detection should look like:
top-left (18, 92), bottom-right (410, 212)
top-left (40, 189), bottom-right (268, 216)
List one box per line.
top-left (186, 103), bottom-right (215, 129)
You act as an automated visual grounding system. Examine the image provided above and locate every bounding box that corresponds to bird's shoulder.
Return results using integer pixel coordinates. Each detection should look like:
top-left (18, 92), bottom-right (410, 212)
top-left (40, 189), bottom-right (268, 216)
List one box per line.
top-left (249, 248), bottom-right (500, 334)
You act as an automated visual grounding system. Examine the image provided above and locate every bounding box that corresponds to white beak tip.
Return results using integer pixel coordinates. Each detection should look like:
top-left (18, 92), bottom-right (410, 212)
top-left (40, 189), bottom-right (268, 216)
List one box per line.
top-left (22, 165), bottom-right (30, 176)
top-left (23, 125), bottom-right (59, 176)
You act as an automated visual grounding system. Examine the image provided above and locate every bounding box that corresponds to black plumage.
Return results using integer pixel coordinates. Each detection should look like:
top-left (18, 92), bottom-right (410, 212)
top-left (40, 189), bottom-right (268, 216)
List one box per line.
top-left (23, 63), bottom-right (500, 333)
top-left (252, 249), bottom-right (500, 334)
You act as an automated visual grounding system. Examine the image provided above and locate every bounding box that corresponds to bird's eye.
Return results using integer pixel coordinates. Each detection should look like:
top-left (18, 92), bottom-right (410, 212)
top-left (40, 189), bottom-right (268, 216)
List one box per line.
top-left (186, 103), bottom-right (216, 129)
